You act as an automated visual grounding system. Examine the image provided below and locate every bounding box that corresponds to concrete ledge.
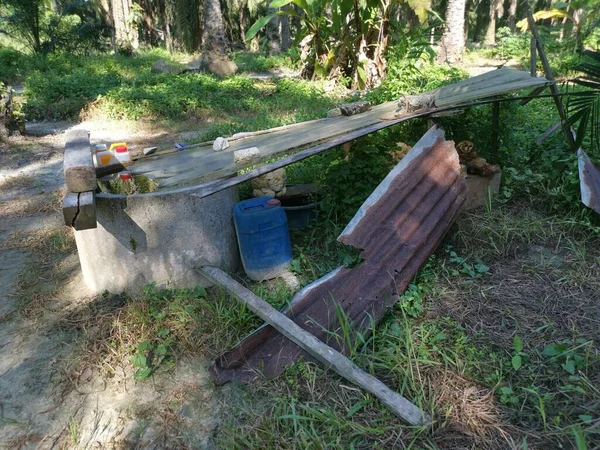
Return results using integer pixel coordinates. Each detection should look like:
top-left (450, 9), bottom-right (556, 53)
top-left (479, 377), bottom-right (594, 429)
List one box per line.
top-left (74, 187), bottom-right (239, 294)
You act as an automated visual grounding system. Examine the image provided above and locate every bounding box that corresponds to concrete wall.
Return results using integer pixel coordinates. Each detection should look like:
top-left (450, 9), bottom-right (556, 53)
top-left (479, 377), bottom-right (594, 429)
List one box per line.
top-left (74, 187), bottom-right (239, 294)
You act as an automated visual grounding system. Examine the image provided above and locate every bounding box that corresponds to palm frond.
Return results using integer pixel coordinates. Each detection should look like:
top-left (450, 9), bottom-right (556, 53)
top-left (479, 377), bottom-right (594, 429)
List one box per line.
top-left (566, 51), bottom-right (600, 154)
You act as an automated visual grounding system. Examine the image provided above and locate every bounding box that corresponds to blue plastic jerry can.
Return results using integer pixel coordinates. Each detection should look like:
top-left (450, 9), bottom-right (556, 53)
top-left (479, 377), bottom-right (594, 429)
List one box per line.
top-left (233, 196), bottom-right (293, 281)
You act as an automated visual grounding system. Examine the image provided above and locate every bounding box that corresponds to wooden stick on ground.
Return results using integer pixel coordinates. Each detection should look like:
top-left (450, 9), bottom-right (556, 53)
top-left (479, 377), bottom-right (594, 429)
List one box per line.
top-left (200, 266), bottom-right (433, 427)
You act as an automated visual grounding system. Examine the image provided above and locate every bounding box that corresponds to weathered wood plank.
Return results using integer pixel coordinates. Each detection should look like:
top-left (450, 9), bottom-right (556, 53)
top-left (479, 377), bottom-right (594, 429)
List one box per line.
top-left (64, 129), bottom-right (96, 193)
top-left (131, 102), bottom-right (401, 185)
top-left (98, 108), bottom-right (433, 200)
top-left (104, 69), bottom-right (547, 191)
top-left (535, 120), bottom-right (564, 144)
top-left (62, 190), bottom-right (97, 230)
top-left (200, 265), bottom-right (432, 426)
top-left (74, 191), bottom-right (97, 230)
top-left (435, 78), bottom-right (548, 107)
top-left (62, 191), bottom-right (79, 227)
top-left (434, 68), bottom-right (533, 100)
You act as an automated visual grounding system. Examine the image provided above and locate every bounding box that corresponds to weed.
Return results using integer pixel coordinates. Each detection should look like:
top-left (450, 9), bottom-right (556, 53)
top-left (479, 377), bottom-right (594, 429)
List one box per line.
top-left (68, 414), bottom-right (79, 447)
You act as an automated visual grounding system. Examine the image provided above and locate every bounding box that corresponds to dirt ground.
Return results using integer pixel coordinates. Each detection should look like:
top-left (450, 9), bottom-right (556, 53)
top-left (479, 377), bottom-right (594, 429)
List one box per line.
top-left (0, 125), bottom-right (230, 449)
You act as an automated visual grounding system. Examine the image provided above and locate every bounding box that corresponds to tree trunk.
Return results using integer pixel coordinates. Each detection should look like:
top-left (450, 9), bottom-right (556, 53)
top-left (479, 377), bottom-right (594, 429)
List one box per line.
top-left (438, 0), bottom-right (466, 63)
top-left (110, 0), bottom-right (139, 50)
top-left (239, 6), bottom-right (247, 44)
top-left (484, 0), bottom-right (500, 46)
top-left (572, 7), bottom-right (584, 51)
top-left (267, 8), bottom-right (282, 55)
top-left (280, 5), bottom-right (291, 52)
top-left (200, 0), bottom-right (238, 76)
top-left (507, 0), bottom-right (518, 32)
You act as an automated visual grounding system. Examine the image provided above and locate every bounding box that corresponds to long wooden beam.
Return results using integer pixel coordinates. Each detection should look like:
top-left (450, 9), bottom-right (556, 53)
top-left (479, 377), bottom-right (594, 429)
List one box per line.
top-left (200, 266), bottom-right (432, 426)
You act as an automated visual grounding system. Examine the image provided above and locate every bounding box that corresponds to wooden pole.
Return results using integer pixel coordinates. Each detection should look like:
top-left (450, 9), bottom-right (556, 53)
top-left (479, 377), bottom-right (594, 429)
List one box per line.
top-left (530, 36), bottom-right (537, 77)
top-left (491, 101), bottom-right (500, 162)
top-left (527, 12), bottom-right (577, 150)
top-left (200, 266), bottom-right (432, 427)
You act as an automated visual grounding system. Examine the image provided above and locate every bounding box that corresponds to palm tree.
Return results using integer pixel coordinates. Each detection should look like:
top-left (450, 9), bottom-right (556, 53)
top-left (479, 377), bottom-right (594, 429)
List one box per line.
top-left (507, 0), bottom-right (518, 31)
top-left (484, 0), bottom-right (502, 45)
top-left (200, 0), bottom-right (238, 76)
top-left (438, 0), bottom-right (467, 63)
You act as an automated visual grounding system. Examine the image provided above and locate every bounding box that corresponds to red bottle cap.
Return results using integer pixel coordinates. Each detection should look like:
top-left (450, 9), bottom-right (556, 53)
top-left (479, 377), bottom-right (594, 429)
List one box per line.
top-left (115, 145), bottom-right (128, 153)
top-left (119, 172), bottom-right (132, 180)
top-left (267, 199), bottom-right (281, 206)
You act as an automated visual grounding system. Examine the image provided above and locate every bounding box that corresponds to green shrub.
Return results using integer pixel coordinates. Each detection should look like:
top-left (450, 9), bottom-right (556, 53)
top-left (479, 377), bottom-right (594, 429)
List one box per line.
top-left (234, 49), bottom-right (300, 73)
top-left (0, 48), bottom-right (27, 83)
top-left (368, 63), bottom-right (466, 104)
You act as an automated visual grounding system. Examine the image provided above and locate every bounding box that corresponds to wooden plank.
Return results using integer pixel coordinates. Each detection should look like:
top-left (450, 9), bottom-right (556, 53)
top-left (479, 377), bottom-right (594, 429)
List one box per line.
top-left (200, 265), bottom-right (432, 427)
top-left (434, 67), bottom-right (519, 97)
top-left (527, 12), bottom-right (577, 150)
top-left (96, 161), bottom-right (126, 178)
top-left (135, 76), bottom-right (549, 189)
top-left (74, 191), bottom-right (97, 231)
top-left (62, 191), bottom-right (79, 227)
top-left (132, 102), bottom-right (401, 186)
top-left (435, 77), bottom-right (548, 107)
top-left (535, 120), bottom-right (564, 144)
top-left (434, 68), bottom-right (532, 100)
top-left (62, 190), bottom-right (97, 230)
top-left (98, 108), bottom-right (433, 200)
top-left (64, 129), bottom-right (96, 193)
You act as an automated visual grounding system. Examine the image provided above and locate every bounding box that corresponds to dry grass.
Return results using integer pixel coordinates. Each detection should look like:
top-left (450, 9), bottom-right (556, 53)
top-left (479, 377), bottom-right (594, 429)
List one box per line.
top-left (432, 370), bottom-right (516, 449)
top-left (438, 204), bottom-right (600, 348)
top-left (3, 228), bottom-right (77, 318)
top-left (0, 189), bottom-right (64, 217)
top-left (0, 174), bottom-right (35, 191)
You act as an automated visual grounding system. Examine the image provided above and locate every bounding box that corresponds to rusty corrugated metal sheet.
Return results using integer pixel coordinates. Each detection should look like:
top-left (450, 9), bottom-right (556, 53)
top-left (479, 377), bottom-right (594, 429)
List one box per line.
top-left (209, 126), bottom-right (467, 384)
top-left (578, 149), bottom-right (600, 214)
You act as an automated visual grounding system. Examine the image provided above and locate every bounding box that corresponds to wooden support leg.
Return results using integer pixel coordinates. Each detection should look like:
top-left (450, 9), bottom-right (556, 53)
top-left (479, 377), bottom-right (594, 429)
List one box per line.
top-left (491, 101), bottom-right (500, 163)
top-left (530, 36), bottom-right (537, 77)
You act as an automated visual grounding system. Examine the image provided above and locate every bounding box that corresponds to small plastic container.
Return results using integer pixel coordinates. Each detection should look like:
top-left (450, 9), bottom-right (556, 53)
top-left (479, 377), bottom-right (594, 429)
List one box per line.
top-left (113, 144), bottom-right (132, 167)
top-left (234, 197), bottom-right (292, 281)
top-left (95, 148), bottom-right (118, 166)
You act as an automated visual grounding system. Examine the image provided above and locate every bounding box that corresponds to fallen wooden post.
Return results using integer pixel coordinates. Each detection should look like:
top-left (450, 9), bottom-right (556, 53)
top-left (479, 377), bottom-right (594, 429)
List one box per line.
top-left (64, 129), bottom-right (97, 193)
top-left (200, 265), bottom-right (432, 427)
top-left (535, 120), bottom-right (564, 145)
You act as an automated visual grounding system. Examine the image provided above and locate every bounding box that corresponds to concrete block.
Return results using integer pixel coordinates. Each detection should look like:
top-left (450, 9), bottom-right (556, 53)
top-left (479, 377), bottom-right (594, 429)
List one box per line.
top-left (73, 186), bottom-right (239, 294)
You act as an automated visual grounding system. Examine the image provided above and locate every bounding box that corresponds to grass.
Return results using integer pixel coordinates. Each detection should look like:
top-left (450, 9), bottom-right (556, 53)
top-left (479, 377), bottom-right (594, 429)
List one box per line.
top-left (11, 49), bottom-right (336, 141)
